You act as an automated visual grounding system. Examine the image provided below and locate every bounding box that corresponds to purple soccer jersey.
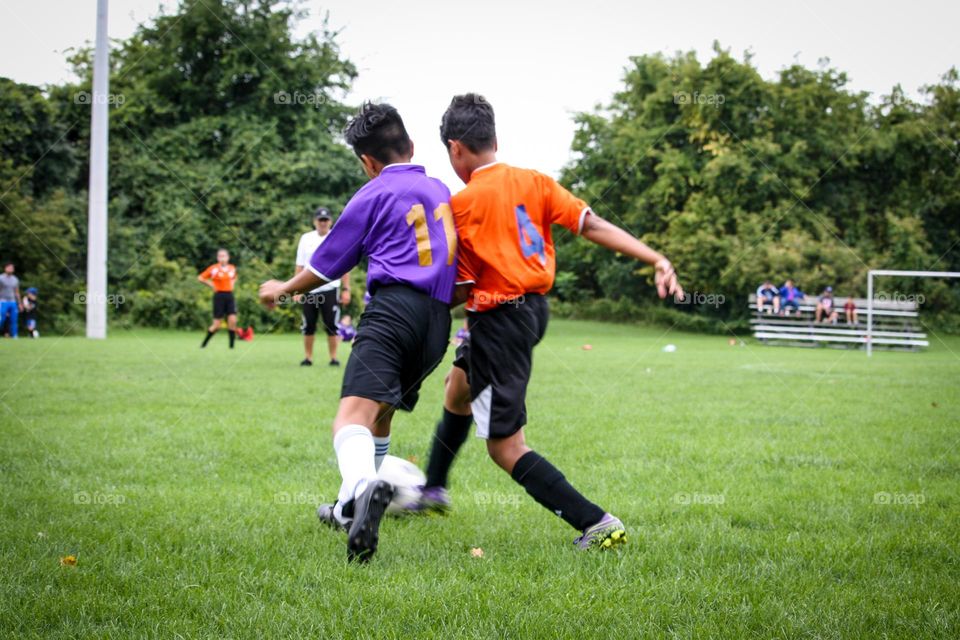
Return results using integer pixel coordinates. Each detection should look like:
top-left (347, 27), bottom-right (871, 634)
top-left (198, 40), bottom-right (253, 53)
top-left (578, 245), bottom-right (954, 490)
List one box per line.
top-left (308, 164), bottom-right (457, 304)
top-left (337, 323), bottom-right (357, 342)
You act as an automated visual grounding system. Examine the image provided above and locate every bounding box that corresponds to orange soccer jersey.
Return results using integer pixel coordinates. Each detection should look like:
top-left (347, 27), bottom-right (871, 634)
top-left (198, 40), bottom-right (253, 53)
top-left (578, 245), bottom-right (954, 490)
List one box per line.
top-left (200, 263), bottom-right (237, 292)
top-left (452, 163), bottom-right (590, 312)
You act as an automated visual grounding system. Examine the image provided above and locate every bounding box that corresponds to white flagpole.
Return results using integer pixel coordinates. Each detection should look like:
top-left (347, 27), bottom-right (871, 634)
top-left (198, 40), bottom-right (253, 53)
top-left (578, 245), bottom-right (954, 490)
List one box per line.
top-left (86, 0), bottom-right (110, 339)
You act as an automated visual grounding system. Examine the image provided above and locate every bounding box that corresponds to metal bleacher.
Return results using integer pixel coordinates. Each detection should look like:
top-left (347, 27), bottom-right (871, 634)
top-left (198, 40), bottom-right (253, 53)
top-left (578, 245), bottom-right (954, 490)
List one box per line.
top-left (748, 294), bottom-right (928, 350)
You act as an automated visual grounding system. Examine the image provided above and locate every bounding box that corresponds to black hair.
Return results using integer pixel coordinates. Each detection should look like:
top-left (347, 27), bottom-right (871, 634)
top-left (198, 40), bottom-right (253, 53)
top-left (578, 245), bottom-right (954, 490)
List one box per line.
top-left (439, 93), bottom-right (496, 152)
top-left (344, 102), bottom-right (412, 165)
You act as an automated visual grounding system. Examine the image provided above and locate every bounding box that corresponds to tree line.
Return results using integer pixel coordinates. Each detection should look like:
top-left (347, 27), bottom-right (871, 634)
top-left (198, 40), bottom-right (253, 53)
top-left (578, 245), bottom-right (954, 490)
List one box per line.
top-left (1, 1), bottom-right (957, 333)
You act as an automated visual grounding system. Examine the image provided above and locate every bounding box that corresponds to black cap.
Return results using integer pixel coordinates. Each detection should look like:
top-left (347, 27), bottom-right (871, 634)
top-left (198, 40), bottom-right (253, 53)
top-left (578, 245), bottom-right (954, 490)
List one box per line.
top-left (314, 207), bottom-right (332, 221)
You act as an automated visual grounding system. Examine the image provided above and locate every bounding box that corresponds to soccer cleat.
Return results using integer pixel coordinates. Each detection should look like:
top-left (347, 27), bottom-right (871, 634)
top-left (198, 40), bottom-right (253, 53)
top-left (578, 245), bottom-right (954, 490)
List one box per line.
top-left (329, 358), bottom-right (341, 367)
top-left (573, 513), bottom-right (627, 550)
top-left (414, 486), bottom-right (451, 513)
top-left (346, 480), bottom-right (394, 562)
top-left (300, 359), bottom-right (313, 367)
top-left (317, 503), bottom-right (348, 531)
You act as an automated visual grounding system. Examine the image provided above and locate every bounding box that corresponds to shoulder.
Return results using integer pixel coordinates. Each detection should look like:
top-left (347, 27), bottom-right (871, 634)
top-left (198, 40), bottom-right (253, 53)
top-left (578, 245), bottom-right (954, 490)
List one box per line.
top-left (508, 164), bottom-right (552, 185)
top-left (353, 178), bottom-right (383, 200)
top-left (450, 184), bottom-right (470, 208)
top-left (426, 175), bottom-right (452, 198)
top-left (341, 180), bottom-right (386, 215)
top-left (512, 166), bottom-right (566, 201)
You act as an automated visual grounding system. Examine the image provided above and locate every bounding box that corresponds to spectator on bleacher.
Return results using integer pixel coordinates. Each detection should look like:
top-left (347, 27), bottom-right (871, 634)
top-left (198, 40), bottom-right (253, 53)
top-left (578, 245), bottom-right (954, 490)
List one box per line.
top-left (815, 286), bottom-right (839, 324)
top-left (779, 279), bottom-right (804, 315)
top-left (844, 297), bottom-right (858, 325)
top-left (756, 280), bottom-right (781, 314)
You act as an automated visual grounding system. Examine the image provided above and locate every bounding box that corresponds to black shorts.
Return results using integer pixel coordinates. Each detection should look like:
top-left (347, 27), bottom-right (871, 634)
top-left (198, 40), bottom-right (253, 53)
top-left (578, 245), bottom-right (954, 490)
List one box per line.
top-left (340, 285), bottom-right (451, 412)
top-left (466, 294), bottom-right (548, 439)
top-left (301, 289), bottom-right (339, 337)
top-left (212, 291), bottom-right (236, 319)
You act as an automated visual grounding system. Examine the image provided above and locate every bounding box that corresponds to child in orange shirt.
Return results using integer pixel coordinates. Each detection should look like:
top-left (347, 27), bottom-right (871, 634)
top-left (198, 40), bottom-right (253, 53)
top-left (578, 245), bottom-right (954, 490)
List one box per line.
top-left (420, 94), bottom-right (683, 550)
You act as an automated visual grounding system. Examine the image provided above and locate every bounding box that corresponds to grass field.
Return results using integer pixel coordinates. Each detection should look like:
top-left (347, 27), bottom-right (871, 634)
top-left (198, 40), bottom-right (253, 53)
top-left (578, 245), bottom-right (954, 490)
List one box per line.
top-left (2, 319), bottom-right (959, 638)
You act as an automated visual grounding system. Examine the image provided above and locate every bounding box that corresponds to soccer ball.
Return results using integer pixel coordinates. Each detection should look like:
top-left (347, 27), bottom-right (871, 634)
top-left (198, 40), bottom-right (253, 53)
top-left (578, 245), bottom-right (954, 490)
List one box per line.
top-left (377, 455), bottom-right (425, 515)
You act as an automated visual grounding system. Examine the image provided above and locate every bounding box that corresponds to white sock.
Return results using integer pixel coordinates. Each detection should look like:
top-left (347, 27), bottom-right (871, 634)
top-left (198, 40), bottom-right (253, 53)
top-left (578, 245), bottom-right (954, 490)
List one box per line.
top-left (333, 424), bottom-right (377, 508)
top-left (373, 435), bottom-right (391, 470)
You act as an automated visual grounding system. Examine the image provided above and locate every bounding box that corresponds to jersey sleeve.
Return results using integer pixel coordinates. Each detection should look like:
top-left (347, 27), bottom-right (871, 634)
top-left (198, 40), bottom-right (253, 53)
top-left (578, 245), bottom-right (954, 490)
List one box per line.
top-left (308, 193), bottom-right (371, 280)
top-left (542, 174), bottom-right (590, 235)
top-left (199, 265), bottom-right (213, 280)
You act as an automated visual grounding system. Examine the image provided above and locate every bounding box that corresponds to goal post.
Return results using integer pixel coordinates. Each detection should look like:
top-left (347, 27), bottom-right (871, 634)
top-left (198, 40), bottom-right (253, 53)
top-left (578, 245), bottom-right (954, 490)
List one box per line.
top-left (867, 269), bottom-right (960, 357)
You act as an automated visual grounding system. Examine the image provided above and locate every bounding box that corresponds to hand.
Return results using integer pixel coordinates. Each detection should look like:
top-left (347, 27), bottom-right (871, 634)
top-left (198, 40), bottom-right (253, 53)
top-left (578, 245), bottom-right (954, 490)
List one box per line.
top-left (340, 289), bottom-right (351, 306)
top-left (654, 259), bottom-right (683, 300)
top-left (259, 280), bottom-right (289, 308)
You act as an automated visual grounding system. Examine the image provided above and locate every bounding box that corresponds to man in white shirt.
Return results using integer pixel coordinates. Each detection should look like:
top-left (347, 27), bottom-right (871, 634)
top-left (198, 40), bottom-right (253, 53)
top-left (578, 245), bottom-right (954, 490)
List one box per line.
top-left (295, 208), bottom-right (351, 366)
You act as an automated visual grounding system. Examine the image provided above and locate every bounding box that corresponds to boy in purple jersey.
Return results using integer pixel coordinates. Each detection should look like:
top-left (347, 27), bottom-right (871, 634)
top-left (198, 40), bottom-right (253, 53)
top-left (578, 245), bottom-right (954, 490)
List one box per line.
top-left (259, 102), bottom-right (456, 562)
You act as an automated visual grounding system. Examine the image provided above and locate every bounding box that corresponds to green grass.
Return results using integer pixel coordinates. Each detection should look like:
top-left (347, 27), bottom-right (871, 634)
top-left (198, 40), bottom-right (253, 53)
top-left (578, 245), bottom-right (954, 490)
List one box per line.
top-left (2, 320), bottom-right (959, 639)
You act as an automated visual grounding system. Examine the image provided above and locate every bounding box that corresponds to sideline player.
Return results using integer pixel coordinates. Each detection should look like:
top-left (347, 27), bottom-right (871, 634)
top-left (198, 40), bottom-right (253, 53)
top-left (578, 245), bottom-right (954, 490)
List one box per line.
top-left (259, 102), bottom-right (456, 561)
top-left (198, 249), bottom-right (238, 349)
top-left (419, 94), bottom-right (683, 550)
top-left (295, 208), bottom-right (351, 366)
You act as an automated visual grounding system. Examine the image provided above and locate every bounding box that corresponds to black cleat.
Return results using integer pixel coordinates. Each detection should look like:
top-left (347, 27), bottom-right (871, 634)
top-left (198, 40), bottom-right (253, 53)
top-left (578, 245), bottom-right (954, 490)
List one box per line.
top-left (300, 358), bottom-right (313, 366)
top-left (329, 358), bottom-right (341, 367)
top-left (346, 480), bottom-right (394, 563)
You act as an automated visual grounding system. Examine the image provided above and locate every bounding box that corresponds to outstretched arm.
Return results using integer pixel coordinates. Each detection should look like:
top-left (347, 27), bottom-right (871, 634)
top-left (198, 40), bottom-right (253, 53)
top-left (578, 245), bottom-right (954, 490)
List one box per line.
top-left (259, 269), bottom-right (329, 308)
top-left (580, 213), bottom-right (683, 300)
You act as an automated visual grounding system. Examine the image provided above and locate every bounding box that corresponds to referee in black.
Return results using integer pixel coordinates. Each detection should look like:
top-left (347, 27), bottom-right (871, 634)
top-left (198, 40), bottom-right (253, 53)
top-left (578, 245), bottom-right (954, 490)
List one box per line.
top-left (295, 208), bottom-right (351, 366)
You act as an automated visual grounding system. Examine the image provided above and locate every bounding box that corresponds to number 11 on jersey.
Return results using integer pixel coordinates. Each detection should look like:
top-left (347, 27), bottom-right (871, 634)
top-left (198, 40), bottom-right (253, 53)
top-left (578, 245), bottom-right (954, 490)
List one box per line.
top-left (406, 203), bottom-right (457, 267)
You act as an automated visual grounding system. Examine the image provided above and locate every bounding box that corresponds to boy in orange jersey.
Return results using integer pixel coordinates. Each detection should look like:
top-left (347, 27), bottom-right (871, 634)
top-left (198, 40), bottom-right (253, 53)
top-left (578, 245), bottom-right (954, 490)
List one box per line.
top-left (419, 94), bottom-right (683, 550)
top-left (198, 248), bottom-right (239, 349)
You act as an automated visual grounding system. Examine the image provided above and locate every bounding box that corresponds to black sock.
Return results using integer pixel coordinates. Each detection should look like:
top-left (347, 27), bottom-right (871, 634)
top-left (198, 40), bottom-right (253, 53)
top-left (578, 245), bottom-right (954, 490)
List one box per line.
top-left (228, 330), bottom-right (235, 348)
top-left (510, 450), bottom-right (606, 531)
top-left (201, 330), bottom-right (215, 347)
top-left (424, 409), bottom-right (473, 488)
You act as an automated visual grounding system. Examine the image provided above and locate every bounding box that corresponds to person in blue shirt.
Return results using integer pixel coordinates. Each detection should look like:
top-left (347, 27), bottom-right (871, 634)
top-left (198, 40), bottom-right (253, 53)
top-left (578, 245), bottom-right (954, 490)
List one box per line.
top-left (779, 279), bottom-right (804, 315)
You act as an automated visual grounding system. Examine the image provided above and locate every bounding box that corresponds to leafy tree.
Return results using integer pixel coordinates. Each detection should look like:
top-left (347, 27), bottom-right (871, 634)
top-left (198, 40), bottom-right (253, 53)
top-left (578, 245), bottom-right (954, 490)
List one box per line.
top-left (560, 45), bottom-right (959, 327)
top-left (6, 0), bottom-right (364, 332)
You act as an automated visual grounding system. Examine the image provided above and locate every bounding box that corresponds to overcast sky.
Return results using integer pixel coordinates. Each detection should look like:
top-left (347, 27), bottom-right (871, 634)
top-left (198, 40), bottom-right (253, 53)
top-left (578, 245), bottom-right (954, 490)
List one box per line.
top-left (1, 0), bottom-right (958, 190)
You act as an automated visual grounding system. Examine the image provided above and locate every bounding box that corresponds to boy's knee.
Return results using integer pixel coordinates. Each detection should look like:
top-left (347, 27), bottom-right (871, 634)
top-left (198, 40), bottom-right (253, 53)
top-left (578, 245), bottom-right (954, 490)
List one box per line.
top-left (444, 369), bottom-right (472, 415)
top-left (486, 437), bottom-right (530, 473)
